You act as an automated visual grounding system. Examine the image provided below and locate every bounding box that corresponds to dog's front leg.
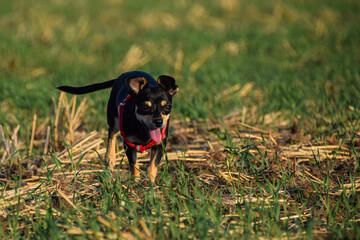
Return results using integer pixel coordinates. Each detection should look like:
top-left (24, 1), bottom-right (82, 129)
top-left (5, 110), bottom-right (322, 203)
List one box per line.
top-left (148, 145), bottom-right (163, 183)
top-left (125, 145), bottom-right (140, 179)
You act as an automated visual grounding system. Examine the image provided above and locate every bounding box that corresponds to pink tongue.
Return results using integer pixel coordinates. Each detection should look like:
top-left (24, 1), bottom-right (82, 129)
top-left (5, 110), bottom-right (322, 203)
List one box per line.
top-left (149, 128), bottom-right (162, 143)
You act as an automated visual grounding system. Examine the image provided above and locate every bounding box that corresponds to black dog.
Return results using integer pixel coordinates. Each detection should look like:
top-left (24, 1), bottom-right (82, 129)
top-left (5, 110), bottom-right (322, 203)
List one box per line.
top-left (57, 71), bottom-right (178, 182)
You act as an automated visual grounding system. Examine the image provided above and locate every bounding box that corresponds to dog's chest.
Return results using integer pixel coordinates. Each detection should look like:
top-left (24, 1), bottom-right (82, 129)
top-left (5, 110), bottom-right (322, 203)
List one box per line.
top-left (125, 134), bottom-right (142, 144)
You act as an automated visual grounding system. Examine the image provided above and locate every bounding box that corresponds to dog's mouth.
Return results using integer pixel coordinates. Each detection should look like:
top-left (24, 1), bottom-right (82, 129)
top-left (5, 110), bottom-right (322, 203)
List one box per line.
top-left (149, 128), bottom-right (162, 143)
top-left (137, 118), bottom-right (163, 143)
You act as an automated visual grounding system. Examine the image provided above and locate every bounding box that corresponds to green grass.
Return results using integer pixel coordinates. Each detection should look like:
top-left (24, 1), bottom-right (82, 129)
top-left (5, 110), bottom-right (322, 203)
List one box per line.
top-left (1, 132), bottom-right (359, 239)
top-left (1, 0), bottom-right (359, 129)
top-left (1, 0), bottom-right (360, 239)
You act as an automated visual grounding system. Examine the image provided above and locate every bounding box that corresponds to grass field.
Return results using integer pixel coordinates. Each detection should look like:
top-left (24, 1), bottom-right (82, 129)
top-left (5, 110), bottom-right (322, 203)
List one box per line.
top-left (1, 0), bottom-right (360, 239)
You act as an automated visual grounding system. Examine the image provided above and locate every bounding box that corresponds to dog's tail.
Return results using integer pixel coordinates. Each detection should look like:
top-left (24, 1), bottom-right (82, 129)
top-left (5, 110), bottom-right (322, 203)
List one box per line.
top-left (57, 79), bottom-right (115, 95)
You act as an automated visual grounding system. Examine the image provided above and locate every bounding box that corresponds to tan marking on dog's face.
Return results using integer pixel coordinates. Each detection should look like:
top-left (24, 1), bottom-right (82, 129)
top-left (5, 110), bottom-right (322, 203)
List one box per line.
top-left (161, 113), bottom-right (170, 124)
top-left (161, 100), bottom-right (167, 106)
top-left (144, 101), bottom-right (152, 107)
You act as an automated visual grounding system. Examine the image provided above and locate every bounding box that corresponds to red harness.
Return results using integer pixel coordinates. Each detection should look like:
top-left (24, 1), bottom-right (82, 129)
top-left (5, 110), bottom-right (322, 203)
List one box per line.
top-left (117, 95), bottom-right (168, 152)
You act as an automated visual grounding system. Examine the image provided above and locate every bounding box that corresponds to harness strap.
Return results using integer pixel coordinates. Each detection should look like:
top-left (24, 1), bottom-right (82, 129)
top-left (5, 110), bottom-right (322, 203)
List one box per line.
top-left (117, 95), bottom-right (167, 152)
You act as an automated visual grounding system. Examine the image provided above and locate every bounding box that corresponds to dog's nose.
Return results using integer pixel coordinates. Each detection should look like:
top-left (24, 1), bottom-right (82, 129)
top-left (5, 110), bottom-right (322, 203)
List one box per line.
top-left (153, 118), bottom-right (163, 128)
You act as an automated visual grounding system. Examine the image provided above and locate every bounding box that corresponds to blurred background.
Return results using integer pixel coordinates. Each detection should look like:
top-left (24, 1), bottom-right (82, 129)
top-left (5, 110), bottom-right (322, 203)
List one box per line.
top-left (0, 0), bottom-right (359, 130)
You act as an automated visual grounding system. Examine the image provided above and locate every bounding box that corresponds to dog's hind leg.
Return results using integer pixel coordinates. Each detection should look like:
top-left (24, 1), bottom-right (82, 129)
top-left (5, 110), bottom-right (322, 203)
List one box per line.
top-left (105, 82), bottom-right (119, 170)
top-left (106, 128), bottom-right (117, 170)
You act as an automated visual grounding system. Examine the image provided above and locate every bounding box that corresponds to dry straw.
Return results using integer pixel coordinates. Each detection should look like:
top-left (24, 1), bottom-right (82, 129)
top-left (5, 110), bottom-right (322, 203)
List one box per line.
top-left (0, 93), bottom-right (358, 237)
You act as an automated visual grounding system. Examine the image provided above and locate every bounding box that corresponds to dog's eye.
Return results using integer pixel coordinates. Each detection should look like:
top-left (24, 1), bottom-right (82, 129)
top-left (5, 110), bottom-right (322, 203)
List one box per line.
top-left (164, 104), bottom-right (172, 111)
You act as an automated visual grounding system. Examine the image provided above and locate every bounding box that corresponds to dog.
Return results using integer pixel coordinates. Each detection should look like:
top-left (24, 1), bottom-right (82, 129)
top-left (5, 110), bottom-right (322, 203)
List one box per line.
top-left (57, 71), bottom-right (178, 182)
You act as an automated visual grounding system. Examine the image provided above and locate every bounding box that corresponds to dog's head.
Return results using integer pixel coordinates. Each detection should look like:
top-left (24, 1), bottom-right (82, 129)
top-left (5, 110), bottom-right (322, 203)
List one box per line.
top-left (126, 75), bottom-right (178, 142)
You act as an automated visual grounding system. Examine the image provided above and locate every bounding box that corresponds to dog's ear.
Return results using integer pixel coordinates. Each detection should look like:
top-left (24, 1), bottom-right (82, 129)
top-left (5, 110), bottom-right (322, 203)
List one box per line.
top-left (157, 75), bottom-right (179, 96)
top-left (126, 77), bottom-right (148, 95)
